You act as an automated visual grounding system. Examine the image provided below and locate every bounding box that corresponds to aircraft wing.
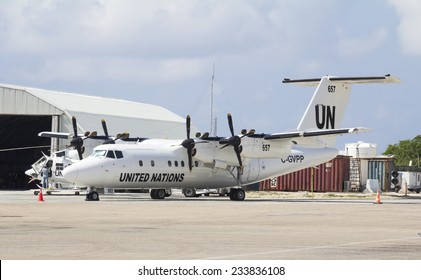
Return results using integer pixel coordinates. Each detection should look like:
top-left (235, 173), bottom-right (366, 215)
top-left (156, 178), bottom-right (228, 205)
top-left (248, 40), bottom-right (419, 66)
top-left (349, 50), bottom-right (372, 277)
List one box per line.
top-left (38, 132), bottom-right (71, 139)
top-left (264, 127), bottom-right (369, 140)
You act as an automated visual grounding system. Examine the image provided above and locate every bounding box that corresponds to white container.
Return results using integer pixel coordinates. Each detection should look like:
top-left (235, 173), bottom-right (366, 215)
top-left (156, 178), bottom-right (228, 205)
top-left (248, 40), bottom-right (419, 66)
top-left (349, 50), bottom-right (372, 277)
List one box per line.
top-left (344, 141), bottom-right (377, 158)
top-left (400, 172), bottom-right (421, 192)
top-left (365, 179), bottom-right (380, 193)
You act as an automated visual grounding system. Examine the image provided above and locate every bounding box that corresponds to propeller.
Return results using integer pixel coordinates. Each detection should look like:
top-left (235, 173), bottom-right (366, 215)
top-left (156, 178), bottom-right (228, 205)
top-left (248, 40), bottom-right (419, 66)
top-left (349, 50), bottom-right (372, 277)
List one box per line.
top-left (200, 132), bottom-right (209, 139)
top-left (219, 113), bottom-right (251, 167)
top-left (69, 116), bottom-right (100, 160)
top-left (101, 119), bottom-right (130, 143)
top-left (115, 132), bottom-right (130, 141)
top-left (101, 119), bottom-right (113, 144)
top-left (181, 115), bottom-right (195, 172)
top-left (69, 116), bottom-right (84, 160)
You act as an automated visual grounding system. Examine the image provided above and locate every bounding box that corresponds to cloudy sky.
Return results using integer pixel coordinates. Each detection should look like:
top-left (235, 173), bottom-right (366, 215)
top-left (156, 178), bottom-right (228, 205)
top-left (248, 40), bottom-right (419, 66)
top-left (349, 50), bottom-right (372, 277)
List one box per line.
top-left (0, 0), bottom-right (420, 153)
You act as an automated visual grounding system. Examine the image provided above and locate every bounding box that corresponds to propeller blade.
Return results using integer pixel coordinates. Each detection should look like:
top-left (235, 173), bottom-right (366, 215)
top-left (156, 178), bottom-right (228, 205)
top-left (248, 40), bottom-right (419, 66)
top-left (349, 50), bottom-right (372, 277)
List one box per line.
top-left (187, 147), bottom-right (193, 172)
top-left (101, 119), bottom-right (116, 144)
top-left (88, 131), bottom-right (98, 138)
top-left (115, 132), bottom-right (130, 141)
top-left (186, 115), bottom-right (191, 140)
top-left (76, 148), bottom-right (83, 160)
top-left (182, 115), bottom-right (194, 172)
top-left (234, 145), bottom-right (242, 167)
top-left (201, 132), bottom-right (209, 139)
top-left (227, 113), bottom-right (234, 136)
top-left (72, 116), bottom-right (78, 137)
top-left (218, 113), bottom-right (243, 167)
top-left (70, 116), bottom-right (84, 160)
top-left (101, 119), bottom-right (109, 139)
top-left (220, 143), bottom-right (229, 149)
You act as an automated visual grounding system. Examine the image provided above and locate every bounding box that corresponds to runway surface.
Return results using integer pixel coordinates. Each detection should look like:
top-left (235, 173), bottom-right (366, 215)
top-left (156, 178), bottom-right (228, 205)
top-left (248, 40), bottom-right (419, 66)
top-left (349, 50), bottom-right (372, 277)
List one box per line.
top-left (1, 190), bottom-right (420, 260)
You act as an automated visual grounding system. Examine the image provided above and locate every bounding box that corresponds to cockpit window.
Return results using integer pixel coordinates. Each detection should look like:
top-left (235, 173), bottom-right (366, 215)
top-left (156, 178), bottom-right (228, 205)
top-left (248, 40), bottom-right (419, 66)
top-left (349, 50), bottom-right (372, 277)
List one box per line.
top-left (91, 150), bottom-right (107, 157)
top-left (106, 151), bottom-right (115, 159)
top-left (115, 150), bottom-right (123, 159)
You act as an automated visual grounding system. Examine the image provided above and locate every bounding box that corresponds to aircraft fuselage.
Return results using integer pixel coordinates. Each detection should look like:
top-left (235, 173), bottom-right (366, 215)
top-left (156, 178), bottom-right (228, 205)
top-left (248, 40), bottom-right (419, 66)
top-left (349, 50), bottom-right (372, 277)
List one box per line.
top-left (62, 140), bottom-right (338, 190)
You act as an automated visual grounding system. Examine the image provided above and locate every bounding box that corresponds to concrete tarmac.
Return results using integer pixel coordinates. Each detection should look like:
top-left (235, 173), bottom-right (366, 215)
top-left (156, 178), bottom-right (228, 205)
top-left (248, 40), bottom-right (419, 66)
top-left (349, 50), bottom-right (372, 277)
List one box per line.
top-left (0, 190), bottom-right (420, 260)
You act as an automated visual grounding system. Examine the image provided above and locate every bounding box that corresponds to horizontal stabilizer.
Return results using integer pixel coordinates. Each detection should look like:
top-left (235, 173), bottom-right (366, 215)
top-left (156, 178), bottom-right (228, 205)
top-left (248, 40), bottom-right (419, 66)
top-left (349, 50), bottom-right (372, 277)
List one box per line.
top-left (264, 127), bottom-right (369, 140)
top-left (282, 74), bottom-right (401, 86)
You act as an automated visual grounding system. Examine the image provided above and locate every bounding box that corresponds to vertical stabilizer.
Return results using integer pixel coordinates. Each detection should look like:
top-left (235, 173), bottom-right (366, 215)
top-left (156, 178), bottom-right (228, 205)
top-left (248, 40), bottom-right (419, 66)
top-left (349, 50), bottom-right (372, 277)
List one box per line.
top-left (282, 74), bottom-right (400, 147)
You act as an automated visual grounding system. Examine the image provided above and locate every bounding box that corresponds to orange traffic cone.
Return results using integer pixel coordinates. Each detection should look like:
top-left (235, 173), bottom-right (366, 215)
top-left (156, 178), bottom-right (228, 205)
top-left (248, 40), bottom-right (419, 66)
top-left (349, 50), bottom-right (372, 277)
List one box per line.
top-left (38, 189), bottom-right (44, 202)
top-left (374, 189), bottom-right (382, 204)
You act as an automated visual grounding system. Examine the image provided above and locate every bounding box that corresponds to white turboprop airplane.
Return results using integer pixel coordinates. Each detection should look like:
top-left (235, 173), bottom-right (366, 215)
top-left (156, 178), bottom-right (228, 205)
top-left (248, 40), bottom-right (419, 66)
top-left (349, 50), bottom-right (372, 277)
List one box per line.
top-left (27, 117), bottom-right (134, 194)
top-left (61, 74), bottom-right (400, 201)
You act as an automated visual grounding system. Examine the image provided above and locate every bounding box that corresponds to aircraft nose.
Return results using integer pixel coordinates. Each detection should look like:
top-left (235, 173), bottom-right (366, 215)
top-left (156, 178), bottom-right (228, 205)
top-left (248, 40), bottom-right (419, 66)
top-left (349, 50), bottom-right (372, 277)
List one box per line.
top-left (62, 165), bottom-right (78, 183)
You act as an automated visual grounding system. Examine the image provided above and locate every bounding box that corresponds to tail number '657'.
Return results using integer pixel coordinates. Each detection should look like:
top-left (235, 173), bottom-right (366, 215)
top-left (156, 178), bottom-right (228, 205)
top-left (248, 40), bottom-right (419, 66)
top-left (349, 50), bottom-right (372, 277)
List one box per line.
top-left (262, 144), bottom-right (271, 152)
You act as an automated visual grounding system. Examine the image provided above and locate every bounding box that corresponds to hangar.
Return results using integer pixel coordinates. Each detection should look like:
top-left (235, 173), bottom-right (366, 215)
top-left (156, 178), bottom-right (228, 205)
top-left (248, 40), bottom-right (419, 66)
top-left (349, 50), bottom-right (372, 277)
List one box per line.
top-left (0, 83), bottom-right (188, 189)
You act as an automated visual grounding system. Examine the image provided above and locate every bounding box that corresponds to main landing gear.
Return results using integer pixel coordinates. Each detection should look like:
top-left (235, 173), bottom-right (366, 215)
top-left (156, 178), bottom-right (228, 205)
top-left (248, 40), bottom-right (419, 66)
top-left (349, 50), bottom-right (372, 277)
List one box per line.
top-left (86, 187), bottom-right (100, 201)
top-left (150, 189), bottom-right (172, 199)
top-left (150, 189), bottom-right (166, 199)
top-left (229, 188), bottom-right (245, 201)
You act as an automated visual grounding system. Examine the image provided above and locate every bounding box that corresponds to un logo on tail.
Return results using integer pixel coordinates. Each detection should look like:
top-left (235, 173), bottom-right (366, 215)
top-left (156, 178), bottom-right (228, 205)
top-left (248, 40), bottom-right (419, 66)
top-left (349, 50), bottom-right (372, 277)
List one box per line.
top-left (315, 105), bottom-right (335, 129)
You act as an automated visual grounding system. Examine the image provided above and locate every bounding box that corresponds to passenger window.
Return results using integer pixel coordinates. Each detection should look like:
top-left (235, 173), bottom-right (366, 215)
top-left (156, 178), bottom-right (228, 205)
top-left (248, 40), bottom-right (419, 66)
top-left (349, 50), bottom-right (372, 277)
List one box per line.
top-left (115, 150), bottom-right (123, 159)
top-left (175, 161), bottom-right (178, 167)
top-left (181, 161), bottom-right (185, 167)
top-left (106, 151), bottom-right (115, 159)
top-left (139, 160), bottom-right (143, 167)
top-left (168, 161), bottom-right (172, 167)
top-left (151, 160), bottom-right (155, 167)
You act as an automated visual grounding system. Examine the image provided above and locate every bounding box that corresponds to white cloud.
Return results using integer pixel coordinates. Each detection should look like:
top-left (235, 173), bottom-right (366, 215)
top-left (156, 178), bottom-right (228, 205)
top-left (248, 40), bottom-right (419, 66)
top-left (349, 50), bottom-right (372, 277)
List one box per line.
top-left (336, 27), bottom-right (388, 57)
top-left (0, 0), bottom-right (287, 83)
top-left (31, 57), bottom-right (209, 84)
top-left (0, 0), bottom-right (385, 85)
top-left (389, 0), bottom-right (421, 56)
top-left (0, 0), bottom-right (275, 57)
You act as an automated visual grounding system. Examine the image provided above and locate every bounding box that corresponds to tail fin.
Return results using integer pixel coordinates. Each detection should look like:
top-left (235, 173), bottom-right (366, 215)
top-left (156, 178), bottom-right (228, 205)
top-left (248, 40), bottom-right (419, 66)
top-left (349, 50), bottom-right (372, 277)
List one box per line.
top-left (283, 74), bottom-right (400, 146)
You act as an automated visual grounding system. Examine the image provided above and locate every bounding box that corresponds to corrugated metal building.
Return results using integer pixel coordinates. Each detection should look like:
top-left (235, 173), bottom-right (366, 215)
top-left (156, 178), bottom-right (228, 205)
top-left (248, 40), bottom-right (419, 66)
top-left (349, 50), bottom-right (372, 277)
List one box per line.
top-left (259, 155), bottom-right (350, 192)
top-left (0, 83), bottom-right (190, 189)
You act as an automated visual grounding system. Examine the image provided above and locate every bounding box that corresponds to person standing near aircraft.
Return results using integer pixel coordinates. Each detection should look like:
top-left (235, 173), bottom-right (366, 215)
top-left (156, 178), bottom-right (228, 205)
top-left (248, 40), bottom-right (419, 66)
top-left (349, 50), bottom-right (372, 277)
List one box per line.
top-left (41, 163), bottom-right (50, 189)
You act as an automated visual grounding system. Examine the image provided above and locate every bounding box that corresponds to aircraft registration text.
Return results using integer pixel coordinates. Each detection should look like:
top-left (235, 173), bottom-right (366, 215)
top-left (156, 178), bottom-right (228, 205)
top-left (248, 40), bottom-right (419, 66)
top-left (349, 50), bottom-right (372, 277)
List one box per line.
top-left (281, 155), bottom-right (304, 163)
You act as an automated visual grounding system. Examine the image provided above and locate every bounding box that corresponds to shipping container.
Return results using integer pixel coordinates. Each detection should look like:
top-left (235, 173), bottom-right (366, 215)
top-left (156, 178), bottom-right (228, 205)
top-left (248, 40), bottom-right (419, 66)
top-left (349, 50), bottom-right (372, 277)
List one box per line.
top-left (259, 155), bottom-right (350, 192)
top-left (363, 158), bottom-right (394, 191)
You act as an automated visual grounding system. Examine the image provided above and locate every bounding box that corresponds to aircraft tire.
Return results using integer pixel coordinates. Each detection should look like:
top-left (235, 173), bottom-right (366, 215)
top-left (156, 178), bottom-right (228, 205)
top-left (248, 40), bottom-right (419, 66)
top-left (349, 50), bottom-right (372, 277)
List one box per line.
top-left (229, 190), bottom-right (235, 200)
top-left (150, 189), bottom-right (166, 199)
top-left (230, 189), bottom-right (245, 201)
top-left (86, 191), bottom-right (100, 201)
top-left (183, 188), bottom-right (196, 197)
top-left (156, 189), bottom-right (166, 199)
top-left (235, 189), bottom-right (245, 201)
top-left (150, 189), bottom-right (157, 199)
